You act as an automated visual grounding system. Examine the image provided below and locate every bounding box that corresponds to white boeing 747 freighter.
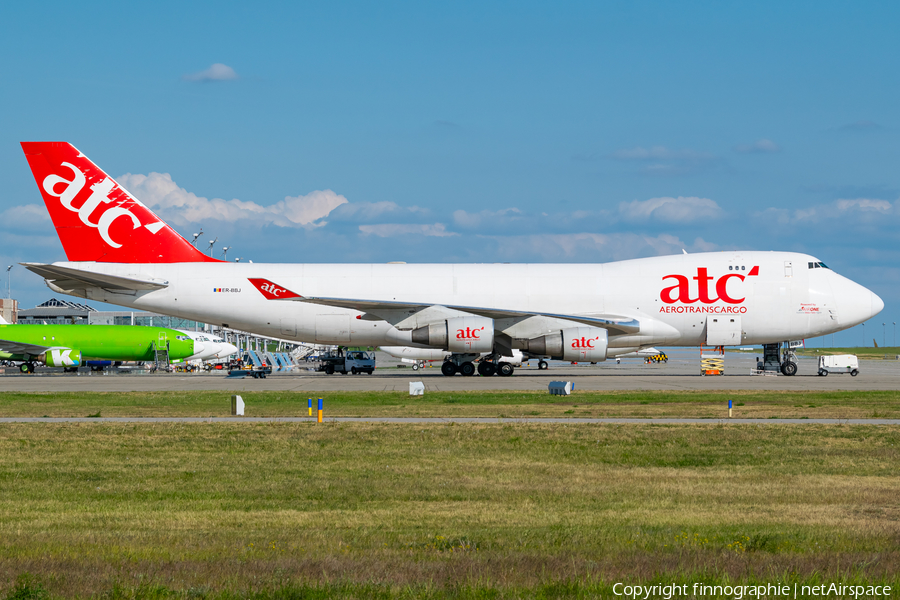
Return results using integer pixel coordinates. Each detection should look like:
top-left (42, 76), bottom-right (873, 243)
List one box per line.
top-left (19, 142), bottom-right (883, 376)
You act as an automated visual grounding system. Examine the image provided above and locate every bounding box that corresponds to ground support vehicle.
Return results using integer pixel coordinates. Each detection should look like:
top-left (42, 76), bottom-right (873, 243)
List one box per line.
top-left (227, 366), bottom-right (272, 379)
top-left (317, 350), bottom-right (375, 375)
top-left (818, 354), bottom-right (859, 376)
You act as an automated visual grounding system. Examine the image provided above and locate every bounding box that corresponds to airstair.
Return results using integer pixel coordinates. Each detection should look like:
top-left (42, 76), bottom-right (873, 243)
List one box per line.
top-left (152, 332), bottom-right (170, 372)
top-left (245, 350), bottom-right (264, 368)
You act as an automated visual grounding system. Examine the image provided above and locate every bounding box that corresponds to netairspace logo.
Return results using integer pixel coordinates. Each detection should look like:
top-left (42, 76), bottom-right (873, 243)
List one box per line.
top-left (611, 582), bottom-right (892, 599)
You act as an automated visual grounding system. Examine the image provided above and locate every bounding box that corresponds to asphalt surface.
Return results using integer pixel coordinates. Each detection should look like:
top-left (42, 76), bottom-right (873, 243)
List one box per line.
top-left (1, 349), bottom-right (898, 392)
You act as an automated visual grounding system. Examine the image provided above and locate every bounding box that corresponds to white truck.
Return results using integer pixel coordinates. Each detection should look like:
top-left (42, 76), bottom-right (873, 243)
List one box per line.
top-left (818, 354), bottom-right (859, 376)
top-left (318, 349), bottom-right (376, 375)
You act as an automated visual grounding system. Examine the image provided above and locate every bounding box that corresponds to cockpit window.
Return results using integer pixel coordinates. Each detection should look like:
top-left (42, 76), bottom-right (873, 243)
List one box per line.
top-left (817, 262), bottom-right (828, 269)
top-left (809, 261), bottom-right (830, 269)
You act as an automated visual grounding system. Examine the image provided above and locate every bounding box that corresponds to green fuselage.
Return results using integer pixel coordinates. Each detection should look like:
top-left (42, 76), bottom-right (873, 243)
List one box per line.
top-left (0, 325), bottom-right (195, 362)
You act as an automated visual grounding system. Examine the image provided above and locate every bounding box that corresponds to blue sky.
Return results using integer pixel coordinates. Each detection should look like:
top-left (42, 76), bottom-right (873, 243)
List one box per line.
top-left (1, 1), bottom-right (899, 346)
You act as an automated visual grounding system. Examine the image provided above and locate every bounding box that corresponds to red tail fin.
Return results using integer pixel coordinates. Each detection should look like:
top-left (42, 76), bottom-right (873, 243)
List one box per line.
top-left (20, 142), bottom-right (220, 263)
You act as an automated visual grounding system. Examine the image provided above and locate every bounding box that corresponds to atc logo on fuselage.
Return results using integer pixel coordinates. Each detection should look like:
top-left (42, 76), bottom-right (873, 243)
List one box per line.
top-left (659, 266), bottom-right (759, 314)
top-left (247, 278), bottom-right (302, 300)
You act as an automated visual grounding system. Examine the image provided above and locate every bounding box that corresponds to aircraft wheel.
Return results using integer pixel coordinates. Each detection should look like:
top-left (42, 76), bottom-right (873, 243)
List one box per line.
top-left (851, 369), bottom-right (859, 377)
top-left (498, 363), bottom-right (515, 377)
top-left (477, 361), bottom-right (496, 376)
top-left (325, 364), bottom-right (335, 375)
top-left (460, 362), bottom-right (476, 376)
top-left (781, 361), bottom-right (798, 376)
top-left (441, 361), bottom-right (457, 376)
top-left (412, 363), bottom-right (419, 371)
top-left (538, 360), bottom-right (548, 370)
top-left (351, 367), bottom-right (358, 375)
top-left (818, 369), bottom-right (827, 376)
top-left (19, 363), bottom-right (30, 374)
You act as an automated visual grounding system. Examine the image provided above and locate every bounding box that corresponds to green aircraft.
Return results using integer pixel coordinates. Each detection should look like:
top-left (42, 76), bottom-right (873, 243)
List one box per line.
top-left (0, 323), bottom-right (196, 373)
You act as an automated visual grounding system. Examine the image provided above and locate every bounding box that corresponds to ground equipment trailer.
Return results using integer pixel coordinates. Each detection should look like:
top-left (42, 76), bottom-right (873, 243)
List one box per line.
top-left (818, 354), bottom-right (859, 376)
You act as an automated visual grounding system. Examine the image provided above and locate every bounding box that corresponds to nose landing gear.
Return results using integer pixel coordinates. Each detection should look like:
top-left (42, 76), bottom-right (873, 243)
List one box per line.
top-left (757, 342), bottom-right (799, 376)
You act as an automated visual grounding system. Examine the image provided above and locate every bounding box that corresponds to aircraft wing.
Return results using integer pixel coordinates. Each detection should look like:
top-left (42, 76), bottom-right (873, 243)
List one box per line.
top-left (297, 295), bottom-right (640, 333)
top-left (21, 263), bottom-right (169, 291)
top-left (0, 338), bottom-right (54, 356)
top-left (246, 277), bottom-right (641, 334)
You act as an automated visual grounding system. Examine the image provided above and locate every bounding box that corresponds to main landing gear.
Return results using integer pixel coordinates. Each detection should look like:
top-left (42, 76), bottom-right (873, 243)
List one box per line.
top-left (441, 353), bottom-right (516, 376)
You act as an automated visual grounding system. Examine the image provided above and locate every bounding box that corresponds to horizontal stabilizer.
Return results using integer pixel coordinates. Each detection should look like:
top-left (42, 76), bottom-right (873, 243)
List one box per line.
top-left (21, 263), bottom-right (168, 291)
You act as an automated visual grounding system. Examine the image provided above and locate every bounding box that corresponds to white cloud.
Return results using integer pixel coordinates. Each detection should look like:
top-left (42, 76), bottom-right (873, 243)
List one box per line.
top-left (483, 232), bottom-right (715, 262)
top-left (618, 196), bottom-right (723, 223)
top-left (359, 223), bottom-right (457, 238)
top-left (452, 207), bottom-right (522, 229)
top-left (733, 139), bottom-right (781, 154)
top-left (834, 198), bottom-right (892, 212)
top-left (607, 146), bottom-right (717, 176)
top-left (0, 204), bottom-right (51, 231)
top-left (118, 172), bottom-right (347, 228)
top-left (755, 198), bottom-right (895, 226)
top-left (183, 63), bottom-right (238, 82)
top-left (333, 201), bottom-right (428, 222)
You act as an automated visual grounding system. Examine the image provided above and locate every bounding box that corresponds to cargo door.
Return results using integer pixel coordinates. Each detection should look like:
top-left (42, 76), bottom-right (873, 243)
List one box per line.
top-left (280, 319), bottom-right (297, 337)
top-left (706, 316), bottom-right (742, 346)
top-left (316, 314), bottom-right (351, 343)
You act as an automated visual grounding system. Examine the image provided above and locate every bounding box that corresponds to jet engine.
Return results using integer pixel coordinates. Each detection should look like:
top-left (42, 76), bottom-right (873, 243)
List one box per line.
top-left (38, 348), bottom-right (82, 367)
top-left (524, 327), bottom-right (608, 362)
top-left (411, 316), bottom-right (494, 353)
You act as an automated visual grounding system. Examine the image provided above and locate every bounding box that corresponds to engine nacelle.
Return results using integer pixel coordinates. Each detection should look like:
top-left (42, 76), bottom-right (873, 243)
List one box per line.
top-left (39, 348), bottom-right (82, 367)
top-left (411, 316), bottom-right (494, 353)
top-left (525, 327), bottom-right (608, 362)
top-left (562, 327), bottom-right (608, 362)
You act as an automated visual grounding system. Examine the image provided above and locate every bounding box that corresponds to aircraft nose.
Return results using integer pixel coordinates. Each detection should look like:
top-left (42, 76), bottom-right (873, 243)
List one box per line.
top-left (219, 343), bottom-right (238, 357)
top-left (834, 279), bottom-right (884, 326)
top-left (193, 341), bottom-right (206, 354)
top-left (872, 291), bottom-right (885, 317)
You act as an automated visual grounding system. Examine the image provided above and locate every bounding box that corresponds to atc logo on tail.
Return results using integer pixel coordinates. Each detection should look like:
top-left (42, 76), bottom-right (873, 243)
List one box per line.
top-left (21, 142), bottom-right (220, 263)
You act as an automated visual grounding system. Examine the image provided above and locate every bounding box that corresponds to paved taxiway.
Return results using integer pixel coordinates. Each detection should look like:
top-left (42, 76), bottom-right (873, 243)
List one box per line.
top-left (1, 349), bottom-right (898, 392)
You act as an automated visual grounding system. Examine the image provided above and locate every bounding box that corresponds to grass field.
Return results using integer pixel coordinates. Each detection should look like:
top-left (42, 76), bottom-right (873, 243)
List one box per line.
top-left (0, 392), bottom-right (898, 598)
top-left (0, 389), bottom-right (899, 419)
top-left (793, 346), bottom-right (900, 360)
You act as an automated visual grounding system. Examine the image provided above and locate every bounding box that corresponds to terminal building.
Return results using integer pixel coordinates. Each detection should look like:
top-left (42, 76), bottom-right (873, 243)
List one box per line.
top-left (17, 298), bottom-right (207, 330)
top-left (0, 298), bottom-right (17, 324)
